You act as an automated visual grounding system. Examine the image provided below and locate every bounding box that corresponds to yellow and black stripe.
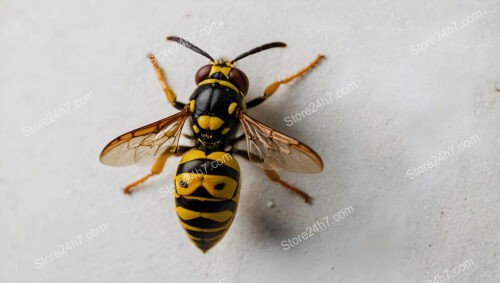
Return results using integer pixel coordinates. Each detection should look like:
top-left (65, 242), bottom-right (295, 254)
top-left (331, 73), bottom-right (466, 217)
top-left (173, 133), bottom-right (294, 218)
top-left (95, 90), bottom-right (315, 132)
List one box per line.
top-left (174, 149), bottom-right (240, 252)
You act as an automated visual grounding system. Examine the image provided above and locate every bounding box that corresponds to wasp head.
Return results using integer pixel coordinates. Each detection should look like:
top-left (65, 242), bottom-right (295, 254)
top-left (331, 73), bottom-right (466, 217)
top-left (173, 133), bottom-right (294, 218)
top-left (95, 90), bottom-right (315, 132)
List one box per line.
top-left (194, 60), bottom-right (249, 95)
top-left (166, 36), bottom-right (286, 96)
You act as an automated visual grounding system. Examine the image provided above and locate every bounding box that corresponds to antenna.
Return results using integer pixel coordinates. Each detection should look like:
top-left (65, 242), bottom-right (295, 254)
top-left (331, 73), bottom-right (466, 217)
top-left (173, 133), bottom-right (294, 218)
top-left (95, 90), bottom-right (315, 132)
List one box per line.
top-left (166, 36), bottom-right (214, 61)
top-left (231, 42), bottom-right (287, 63)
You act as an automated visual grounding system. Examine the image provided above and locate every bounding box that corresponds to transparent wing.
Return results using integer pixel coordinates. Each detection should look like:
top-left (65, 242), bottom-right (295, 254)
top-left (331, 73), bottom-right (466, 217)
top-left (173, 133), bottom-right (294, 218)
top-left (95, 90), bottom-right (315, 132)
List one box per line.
top-left (238, 110), bottom-right (323, 173)
top-left (100, 107), bottom-right (190, 167)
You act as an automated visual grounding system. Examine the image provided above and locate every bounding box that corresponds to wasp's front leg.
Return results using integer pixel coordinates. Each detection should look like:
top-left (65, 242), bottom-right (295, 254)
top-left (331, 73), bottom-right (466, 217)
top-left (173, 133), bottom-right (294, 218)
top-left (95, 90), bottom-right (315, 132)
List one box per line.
top-left (246, 54), bottom-right (325, 108)
top-left (147, 54), bottom-right (186, 110)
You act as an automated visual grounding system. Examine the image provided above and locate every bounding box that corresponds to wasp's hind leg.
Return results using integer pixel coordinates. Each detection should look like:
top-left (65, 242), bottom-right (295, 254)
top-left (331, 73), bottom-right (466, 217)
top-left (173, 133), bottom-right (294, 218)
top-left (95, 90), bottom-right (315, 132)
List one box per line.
top-left (233, 149), bottom-right (311, 203)
top-left (246, 54), bottom-right (325, 108)
top-left (263, 168), bottom-right (312, 203)
top-left (147, 54), bottom-right (186, 110)
top-left (124, 145), bottom-right (192, 194)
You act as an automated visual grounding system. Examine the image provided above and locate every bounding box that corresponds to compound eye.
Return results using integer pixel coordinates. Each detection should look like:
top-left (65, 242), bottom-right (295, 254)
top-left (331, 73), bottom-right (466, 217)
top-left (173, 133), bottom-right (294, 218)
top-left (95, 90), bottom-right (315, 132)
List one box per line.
top-left (229, 68), bottom-right (249, 94)
top-left (195, 65), bottom-right (212, 84)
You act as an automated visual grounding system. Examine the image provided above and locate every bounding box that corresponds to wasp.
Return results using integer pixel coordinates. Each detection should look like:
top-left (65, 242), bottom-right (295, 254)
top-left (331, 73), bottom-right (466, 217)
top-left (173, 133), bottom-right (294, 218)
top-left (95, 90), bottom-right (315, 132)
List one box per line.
top-left (100, 36), bottom-right (324, 252)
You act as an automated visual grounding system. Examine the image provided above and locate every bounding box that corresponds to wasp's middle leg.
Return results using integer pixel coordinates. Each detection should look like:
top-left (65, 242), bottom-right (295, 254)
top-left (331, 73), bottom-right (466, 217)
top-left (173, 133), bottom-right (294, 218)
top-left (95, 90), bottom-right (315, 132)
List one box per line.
top-left (233, 149), bottom-right (312, 202)
top-left (147, 54), bottom-right (186, 110)
top-left (124, 145), bottom-right (192, 194)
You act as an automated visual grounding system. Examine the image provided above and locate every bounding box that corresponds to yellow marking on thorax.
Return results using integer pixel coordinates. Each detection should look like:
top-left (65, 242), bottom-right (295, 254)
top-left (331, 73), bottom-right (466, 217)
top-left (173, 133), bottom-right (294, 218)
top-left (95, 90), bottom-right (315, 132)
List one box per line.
top-left (197, 115), bottom-right (224, 130)
top-left (192, 124), bottom-right (200, 133)
top-left (197, 79), bottom-right (240, 93)
top-left (228, 102), bottom-right (237, 114)
top-left (189, 100), bottom-right (195, 112)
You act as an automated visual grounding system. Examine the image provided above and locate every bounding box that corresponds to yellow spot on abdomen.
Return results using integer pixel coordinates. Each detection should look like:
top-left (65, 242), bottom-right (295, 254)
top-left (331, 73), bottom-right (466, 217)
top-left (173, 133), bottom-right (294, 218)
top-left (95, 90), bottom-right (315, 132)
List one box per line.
top-left (176, 207), bottom-right (234, 222)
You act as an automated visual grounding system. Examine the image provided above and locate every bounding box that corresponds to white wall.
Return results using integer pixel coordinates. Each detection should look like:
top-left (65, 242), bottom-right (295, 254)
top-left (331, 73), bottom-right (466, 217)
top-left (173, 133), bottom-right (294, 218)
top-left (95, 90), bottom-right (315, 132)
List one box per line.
top-left (1, 0), bottom-right (498, 282)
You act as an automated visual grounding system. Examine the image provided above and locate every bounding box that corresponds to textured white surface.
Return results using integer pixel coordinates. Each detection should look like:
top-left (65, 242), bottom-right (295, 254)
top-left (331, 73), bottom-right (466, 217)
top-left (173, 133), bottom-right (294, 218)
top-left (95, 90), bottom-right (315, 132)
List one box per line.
top-left (1, 0), bottom-right (499, 282)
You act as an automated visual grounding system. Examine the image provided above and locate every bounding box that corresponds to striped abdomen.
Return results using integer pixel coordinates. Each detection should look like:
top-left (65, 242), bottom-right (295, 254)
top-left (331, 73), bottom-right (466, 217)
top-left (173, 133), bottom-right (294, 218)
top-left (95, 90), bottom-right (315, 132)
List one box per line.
top-left (174, 149), bottom-right (240, 252)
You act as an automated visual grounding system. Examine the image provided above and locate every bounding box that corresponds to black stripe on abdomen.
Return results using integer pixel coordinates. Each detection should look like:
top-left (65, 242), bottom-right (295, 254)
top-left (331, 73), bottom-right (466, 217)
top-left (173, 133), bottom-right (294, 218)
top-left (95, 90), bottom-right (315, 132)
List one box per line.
top-left (175, 195), bottom-right (237, 213)
top-left (184, 228), bottom-right (226, 240)
top-left (179, 217), bottom-right (230, 229)
top-left (176, 159), bottom-right (240, 182)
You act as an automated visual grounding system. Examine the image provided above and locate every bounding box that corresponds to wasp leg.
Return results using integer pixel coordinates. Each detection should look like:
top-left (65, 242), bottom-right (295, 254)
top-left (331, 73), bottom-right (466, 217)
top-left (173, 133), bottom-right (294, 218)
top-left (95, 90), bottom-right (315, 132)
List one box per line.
top-left (263, 169), bottom-right (311, 203)
top-left (182, 133), bottom-right (196, 140)
top-left (233, 149), bottom-right (311, 203)
top-left (123, 145), bottom-right (192, 194)
top-left (147, 54), bottom-right (186, 110)
top-left (246, 54), bottom-right (325, 108)
top-left (229, 134), bottom-right (246, 145)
